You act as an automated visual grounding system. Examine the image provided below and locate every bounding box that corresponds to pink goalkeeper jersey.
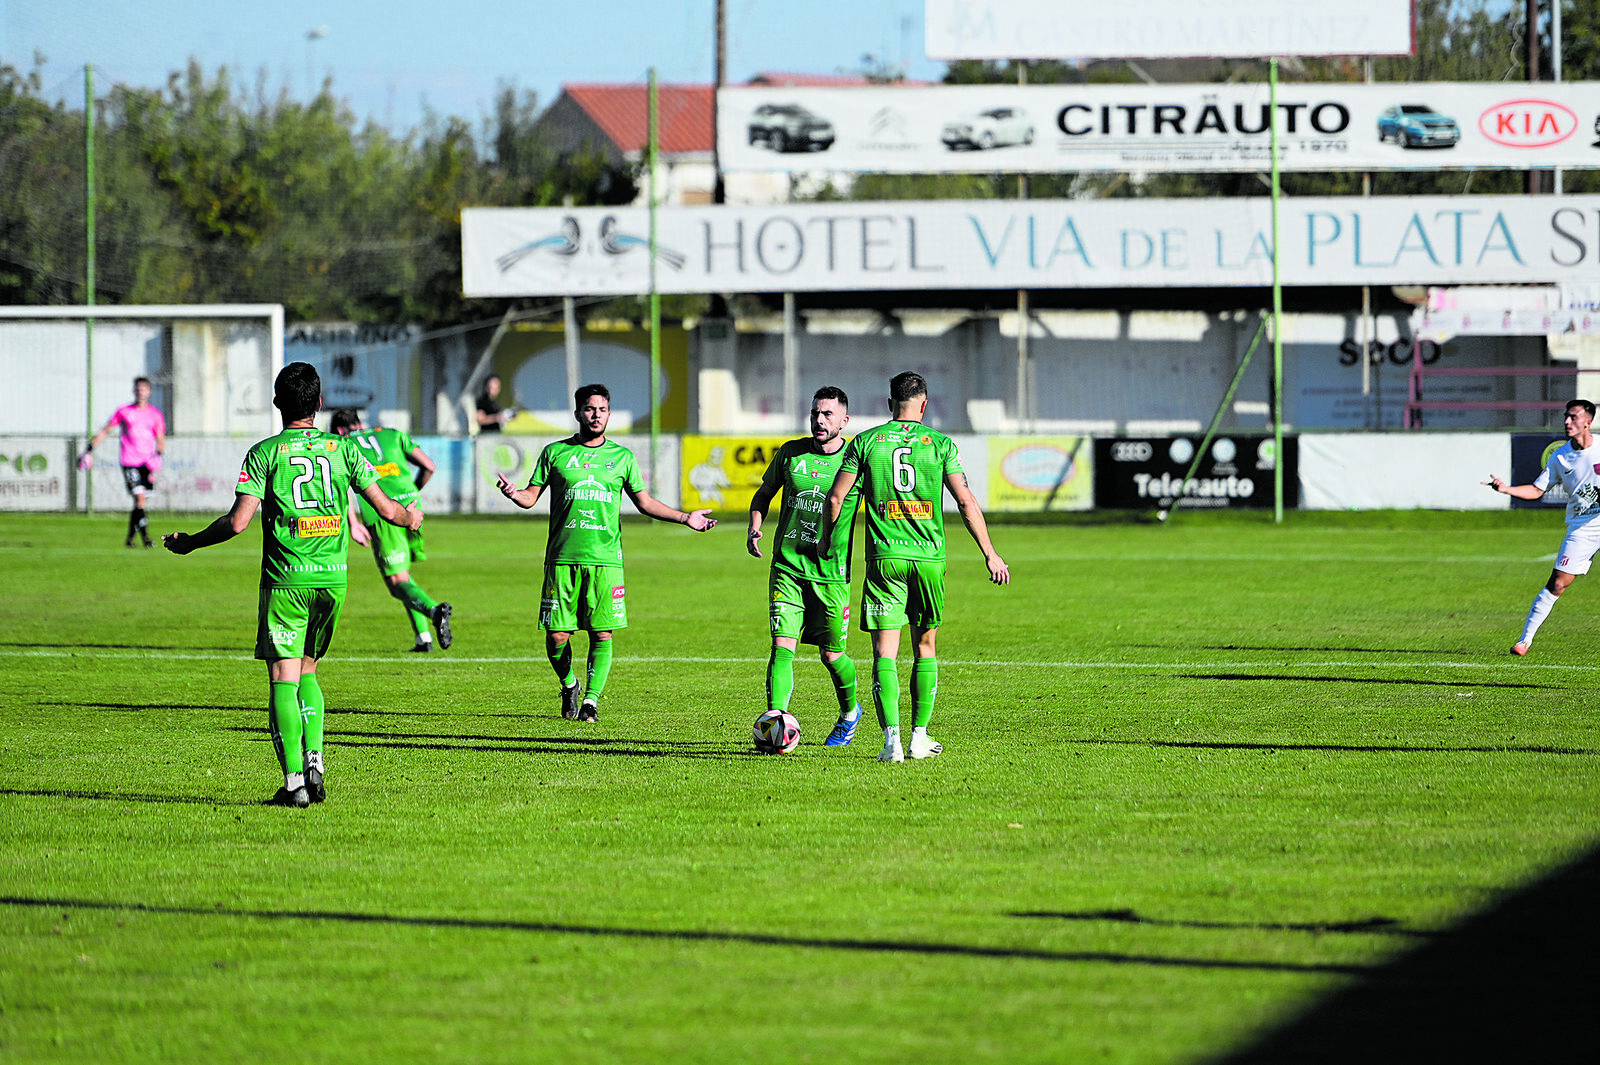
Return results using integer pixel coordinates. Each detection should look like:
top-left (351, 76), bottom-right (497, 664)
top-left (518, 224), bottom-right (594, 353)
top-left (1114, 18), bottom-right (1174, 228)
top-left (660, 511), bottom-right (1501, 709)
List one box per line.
top-left (112, 403), bottom-right (165, 467)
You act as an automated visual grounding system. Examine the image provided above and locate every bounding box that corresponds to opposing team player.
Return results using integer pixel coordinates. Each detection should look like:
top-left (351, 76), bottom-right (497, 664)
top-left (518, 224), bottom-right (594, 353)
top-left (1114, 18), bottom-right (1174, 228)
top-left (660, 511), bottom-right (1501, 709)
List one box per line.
top-left (81, 376), bottom-right (166, 547)
top-left (1484, 398), bottom-right (1600, 655)
top-left (747, 386), bottom-right (864, 746)
top-left (164, 363), bottom-right (422, 808)
top-left (330, 409), bottom-right (452, 652)
top-left (497, 384), bottom-right (716, 722)
top-left (819, 372), bottom-right (1009, 763)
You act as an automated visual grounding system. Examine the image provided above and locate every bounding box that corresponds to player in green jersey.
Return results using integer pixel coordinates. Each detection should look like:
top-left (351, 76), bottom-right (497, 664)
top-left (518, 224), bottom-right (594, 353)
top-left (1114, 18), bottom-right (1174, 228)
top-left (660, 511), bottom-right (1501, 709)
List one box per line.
top-left (497, 383), bottom-right (717, 722)
top-left (819, 371), bottom-right (1009, 763)
top-left (164, 363), bottom-right (423, 808)
top-left (747, 386), bottom-right (864, 746)
top-left (330, 410), bottom-right (453, 653)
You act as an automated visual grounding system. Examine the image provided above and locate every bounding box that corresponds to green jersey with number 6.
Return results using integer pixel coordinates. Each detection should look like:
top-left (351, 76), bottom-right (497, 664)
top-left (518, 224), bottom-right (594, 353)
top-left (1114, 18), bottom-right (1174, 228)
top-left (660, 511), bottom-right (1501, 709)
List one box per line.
top-left (238, 427), bottom-right (380, 588)
top-left (528, 439), bottom-right (643, 565)
top-left (839, 420), bottom-right (963, 563)
top-left (757, 438), bottom-right (858, 584)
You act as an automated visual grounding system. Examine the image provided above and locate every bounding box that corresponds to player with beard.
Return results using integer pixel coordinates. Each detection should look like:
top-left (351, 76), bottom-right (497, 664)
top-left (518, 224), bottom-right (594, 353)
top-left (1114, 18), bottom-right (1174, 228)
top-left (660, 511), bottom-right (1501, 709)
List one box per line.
top-left (747, 386), bottom-right (864, 745)
top-left (497, 384), bottom-right (716, 722)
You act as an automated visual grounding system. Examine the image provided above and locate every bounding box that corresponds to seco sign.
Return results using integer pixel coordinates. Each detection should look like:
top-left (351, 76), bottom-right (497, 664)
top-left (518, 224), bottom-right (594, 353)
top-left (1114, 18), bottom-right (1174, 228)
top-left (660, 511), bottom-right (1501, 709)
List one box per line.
top-left (1479, 99), bottom-right (1579, 148)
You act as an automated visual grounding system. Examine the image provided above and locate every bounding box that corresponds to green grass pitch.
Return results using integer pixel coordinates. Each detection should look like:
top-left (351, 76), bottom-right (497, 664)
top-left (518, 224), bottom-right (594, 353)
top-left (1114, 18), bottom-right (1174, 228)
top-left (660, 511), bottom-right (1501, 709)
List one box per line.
top-left (2, 509), bottom-right (1596, 1063)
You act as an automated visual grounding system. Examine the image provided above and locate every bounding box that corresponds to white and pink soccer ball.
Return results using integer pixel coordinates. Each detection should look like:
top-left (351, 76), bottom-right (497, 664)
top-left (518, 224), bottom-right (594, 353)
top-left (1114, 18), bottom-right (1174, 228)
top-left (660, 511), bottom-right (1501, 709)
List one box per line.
top-left (752, 709), bottom-right (801, 754)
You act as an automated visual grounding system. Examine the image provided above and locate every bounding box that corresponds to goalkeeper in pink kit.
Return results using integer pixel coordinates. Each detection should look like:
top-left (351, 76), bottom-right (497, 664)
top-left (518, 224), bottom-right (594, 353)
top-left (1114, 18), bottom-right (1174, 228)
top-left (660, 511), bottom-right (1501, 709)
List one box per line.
top-left (82, 376), bottom-right (166, 547)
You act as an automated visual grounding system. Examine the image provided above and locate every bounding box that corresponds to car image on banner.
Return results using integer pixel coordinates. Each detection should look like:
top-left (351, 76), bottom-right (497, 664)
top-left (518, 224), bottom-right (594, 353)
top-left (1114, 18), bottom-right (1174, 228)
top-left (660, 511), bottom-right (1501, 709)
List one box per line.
top-left (942, 108), bottom-right (1034, 150)
top-left (1377, 104), bottom-right (1461, 149)
top-left (746, 104), bottom-right (835, 153)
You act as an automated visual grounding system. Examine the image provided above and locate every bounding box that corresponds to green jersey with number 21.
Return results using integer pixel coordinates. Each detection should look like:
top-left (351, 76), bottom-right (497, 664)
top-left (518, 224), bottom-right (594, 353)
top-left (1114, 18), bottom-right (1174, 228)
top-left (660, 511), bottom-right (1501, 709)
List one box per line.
top-left (238, 428), bottom-right (380, 589)
top-left (840, 420), bottom-right (963, 563)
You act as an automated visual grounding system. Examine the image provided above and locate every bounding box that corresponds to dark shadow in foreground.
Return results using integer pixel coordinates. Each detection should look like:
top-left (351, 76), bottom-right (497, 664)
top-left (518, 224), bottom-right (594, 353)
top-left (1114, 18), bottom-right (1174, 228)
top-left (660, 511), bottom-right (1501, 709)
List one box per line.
top-left (1213, 841), bottom-right (1599, 1064)
top-left (0, 895), bottom-right (1366, 977)
top-left (1011, 909), bottom-right (1434, 940)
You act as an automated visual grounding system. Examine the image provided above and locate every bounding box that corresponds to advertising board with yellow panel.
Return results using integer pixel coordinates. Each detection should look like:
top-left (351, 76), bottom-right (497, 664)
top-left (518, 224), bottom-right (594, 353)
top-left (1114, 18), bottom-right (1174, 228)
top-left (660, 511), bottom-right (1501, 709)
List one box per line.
top-left (681, 436), bottom-right (795, 514)
top-left (986, 436), bottom-right (1093, 513)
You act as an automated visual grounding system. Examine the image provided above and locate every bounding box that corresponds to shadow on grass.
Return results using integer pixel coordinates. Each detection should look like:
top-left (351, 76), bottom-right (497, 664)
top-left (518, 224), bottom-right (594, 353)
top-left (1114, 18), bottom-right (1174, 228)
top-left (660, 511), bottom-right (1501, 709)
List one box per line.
top-left (0, 894), bottom-right (1368, 976)
top-left (39, 702), bottom-right (260, 714)
top-left (0, 787), bottom-right (253, 807)
top-left (1073, 738), bottom-right (1598, 756)
top-left (1177, 672), bottom-right (1555, 690)
top-left (1213, 841), bottom-right (1599, 1064)
top-left (1010, 909), bottom-right (1434, 940)
top-left (220, 725), bottom-right (748, 761)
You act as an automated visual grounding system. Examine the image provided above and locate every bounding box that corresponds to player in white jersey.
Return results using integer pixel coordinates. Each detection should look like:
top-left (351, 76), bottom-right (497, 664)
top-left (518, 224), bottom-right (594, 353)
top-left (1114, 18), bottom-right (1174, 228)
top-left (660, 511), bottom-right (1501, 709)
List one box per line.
top-left (1483, 399), bottom-right (1600, 655)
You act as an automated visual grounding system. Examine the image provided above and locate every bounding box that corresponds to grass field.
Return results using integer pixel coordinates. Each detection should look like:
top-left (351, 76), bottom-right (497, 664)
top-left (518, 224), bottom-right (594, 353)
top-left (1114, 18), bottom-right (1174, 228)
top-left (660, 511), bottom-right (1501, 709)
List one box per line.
top-left (2, 509), bottom-right (1596, 1064)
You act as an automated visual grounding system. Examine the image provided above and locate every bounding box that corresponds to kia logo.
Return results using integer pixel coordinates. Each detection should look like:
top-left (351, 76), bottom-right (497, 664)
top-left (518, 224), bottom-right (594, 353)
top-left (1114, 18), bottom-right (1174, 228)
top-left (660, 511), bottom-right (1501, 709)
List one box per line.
top-left (1479, 98), bottom-right (1578, 148)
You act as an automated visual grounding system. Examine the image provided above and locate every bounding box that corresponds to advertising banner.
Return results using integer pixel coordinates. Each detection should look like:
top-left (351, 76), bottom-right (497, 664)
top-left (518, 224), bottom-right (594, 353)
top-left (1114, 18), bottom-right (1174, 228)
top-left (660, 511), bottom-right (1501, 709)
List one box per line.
top-left (925, 0), bottom-right (1414, 60)
top-left (986, 436), bottom-right (1093, 512)
top-left (1093, 434), bottom-right (1298, 510)
top-left (719, 83), bottom-right (1600, 174)
top-left (682, 436), bottom-right (792, 514)
top-left (1509, 434), bottom-right (1569, 511)
top-left (475, 435), bottom-right (681, 515)
top-left (0, 438), bottom-right (72, 512)
top-left (465, 195), bottom-right (1600, 296)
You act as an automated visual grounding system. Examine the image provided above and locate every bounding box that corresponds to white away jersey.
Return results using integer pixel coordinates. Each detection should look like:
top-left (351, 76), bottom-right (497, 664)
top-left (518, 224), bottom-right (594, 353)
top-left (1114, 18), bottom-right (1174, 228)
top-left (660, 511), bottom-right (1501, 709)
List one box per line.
top-left (1534, 439), bottom-right (1600, 525)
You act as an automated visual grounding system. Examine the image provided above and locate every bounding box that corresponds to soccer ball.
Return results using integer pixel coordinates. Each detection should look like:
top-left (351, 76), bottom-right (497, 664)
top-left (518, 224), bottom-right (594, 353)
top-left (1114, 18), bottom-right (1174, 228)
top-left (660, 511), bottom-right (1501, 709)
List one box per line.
top-left (752, 709), bottom-right (801, 754)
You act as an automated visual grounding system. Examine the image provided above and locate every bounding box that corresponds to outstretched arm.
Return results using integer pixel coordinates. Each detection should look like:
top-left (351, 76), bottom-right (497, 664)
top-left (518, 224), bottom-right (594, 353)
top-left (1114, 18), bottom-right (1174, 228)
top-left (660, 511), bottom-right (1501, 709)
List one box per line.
top-left (747, 481), bottom-right (778, 558)
top-left (818, 468), bottom-right (858, 560)
top-left (1483, 474), bottom-right (1546, 502)
top-left (163, 494), bottom-right (261, 555)
top-left (496, 474), bottom-right (544, 510)
top-left (945, 471), bottom-right (1010, 585)
top-left (359, 482), bottom-right (423, 531)
top-left (626, 486), bottom-right (717, 531)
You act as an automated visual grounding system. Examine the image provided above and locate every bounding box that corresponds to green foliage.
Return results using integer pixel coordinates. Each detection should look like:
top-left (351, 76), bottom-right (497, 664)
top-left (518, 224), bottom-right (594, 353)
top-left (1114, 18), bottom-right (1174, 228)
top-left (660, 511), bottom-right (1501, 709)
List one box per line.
top-left (0, 60), bottom-right (636, 324)
top-left (0, 510), bottom-right (1596, 1063)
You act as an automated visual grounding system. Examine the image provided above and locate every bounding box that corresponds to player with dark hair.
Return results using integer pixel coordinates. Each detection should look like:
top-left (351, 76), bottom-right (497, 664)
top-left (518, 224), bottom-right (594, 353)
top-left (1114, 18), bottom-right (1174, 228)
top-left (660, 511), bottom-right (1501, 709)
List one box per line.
top-left (164, 363), bottom-right (423, 808)
top-left (819, 371), bottom-right (1009, 762)
top-left (497, 384), bottom-right (716, 722)
top-left (81, 376), bottom-right (166, 547)
top-left (1484, 398), bottom-right (1600, 655)
top-left (330, 409), bottom-right (452, 652)
top-left (748, 386), bottom-right (864, 745)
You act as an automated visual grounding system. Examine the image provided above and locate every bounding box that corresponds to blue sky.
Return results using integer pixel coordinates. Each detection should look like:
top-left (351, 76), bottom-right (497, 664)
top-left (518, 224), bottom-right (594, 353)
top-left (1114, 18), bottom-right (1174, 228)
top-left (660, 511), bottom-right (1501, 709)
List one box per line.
top-left (5, 0), bottom-right (939, 133)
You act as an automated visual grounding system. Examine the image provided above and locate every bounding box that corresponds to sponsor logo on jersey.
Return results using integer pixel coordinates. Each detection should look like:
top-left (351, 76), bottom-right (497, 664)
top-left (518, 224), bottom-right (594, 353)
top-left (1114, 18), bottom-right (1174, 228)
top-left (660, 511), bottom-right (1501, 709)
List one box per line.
top-left (374, 462), bottom-right (403, 478)
top-left (922, 435), bottom-right (933, 445)
top-left (276, 444), bottom-right (291, 453)
top-left (884, 499), bottom-right (934, 520)
top-left (238, 470), bottom-right (250, 484)
top-left (324, 440), bottom-right (338, 451)
top-left (297, 515), bottom-right (342, 538)
top-left (612, 586), bottom-right (626, 601)
top-left (268, 627), bottom-right (299, 644)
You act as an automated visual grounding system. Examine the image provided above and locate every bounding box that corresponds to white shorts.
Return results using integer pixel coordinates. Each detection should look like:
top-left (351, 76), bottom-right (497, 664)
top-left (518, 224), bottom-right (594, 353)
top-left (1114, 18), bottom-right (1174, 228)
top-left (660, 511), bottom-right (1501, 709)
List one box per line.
top-left (1555, 522), bottom-right (1600, 575)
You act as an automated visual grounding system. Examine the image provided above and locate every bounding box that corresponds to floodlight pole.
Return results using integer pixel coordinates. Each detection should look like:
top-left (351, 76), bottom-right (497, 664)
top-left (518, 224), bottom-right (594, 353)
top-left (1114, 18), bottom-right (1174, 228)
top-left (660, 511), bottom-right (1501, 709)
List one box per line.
top-left (85, 64), bottom-right (97, 516)
top-left (1270, 57), bottom-right (1284, 525)
top-left (648, 68), bottom-right (661, 490)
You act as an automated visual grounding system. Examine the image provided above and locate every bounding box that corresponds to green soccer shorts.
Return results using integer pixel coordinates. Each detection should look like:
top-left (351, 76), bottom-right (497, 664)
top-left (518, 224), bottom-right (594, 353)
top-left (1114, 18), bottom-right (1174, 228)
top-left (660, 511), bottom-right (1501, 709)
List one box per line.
top-left (860, 557), bottom-right (945, 631)
top-left (541, 563), bottom-right (627, 633)
top-left (768, 568), bottom-right (849, 651)
top-left (255, 586), bottom-right (346, 661)
top-left (366, 517), bottom-right (426, 577)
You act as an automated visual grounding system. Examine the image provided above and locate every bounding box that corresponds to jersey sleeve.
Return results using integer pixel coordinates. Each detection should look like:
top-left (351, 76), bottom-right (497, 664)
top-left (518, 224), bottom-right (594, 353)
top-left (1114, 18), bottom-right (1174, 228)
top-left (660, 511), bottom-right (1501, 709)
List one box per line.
top-left (756, 445), bottom-right (786, 504)
top-left (619, 447), bottom-right (645, 495)
top-left (238, 443), bottom-right (268, 499)
top-left (346, 438), bottom-right (381, 493)
top-left (1534, 452), bottom-right (1559, 492)
top-left (839, 435), bottom-right (862, 475)
top-left (942, 437), bottom-right (965, 478)
top-left (528, 444), bottom-right (555, 488)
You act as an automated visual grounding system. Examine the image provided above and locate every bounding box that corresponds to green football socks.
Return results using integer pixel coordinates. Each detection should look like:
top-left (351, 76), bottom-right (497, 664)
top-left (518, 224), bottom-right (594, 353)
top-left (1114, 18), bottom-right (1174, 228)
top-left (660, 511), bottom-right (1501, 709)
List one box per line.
top-left (269, 681), bottom-right (304, 774)
top-left (407, 608), bottom-right (430, 640)
top-left (546, 635), bottom-right (578, 688)
top-left (873, 657), bottom-right (900, 730)
top-left (298, 673), bottom-right (326, 758)
top-left (586, 637), bottom-right (614, 702)
top-left (911, 658), bottom-right (938, 728)
top-left (767, 645), bottom-right (796, 712)
top-left (823, 654), bottom-right (858, 713)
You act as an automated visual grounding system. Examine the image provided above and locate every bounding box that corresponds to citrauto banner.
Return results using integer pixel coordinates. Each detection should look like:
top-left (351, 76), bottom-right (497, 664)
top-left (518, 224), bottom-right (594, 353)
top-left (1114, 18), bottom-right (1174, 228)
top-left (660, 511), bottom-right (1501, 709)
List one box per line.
top-left (464, 195), bottom-right (1600, 296)
top-left (1093, 435), bottom-right (1298, 511)
top-left (986, 437), bottom-right (1093, 512)
top-left (717, 83), bottom-right (1600, 174)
